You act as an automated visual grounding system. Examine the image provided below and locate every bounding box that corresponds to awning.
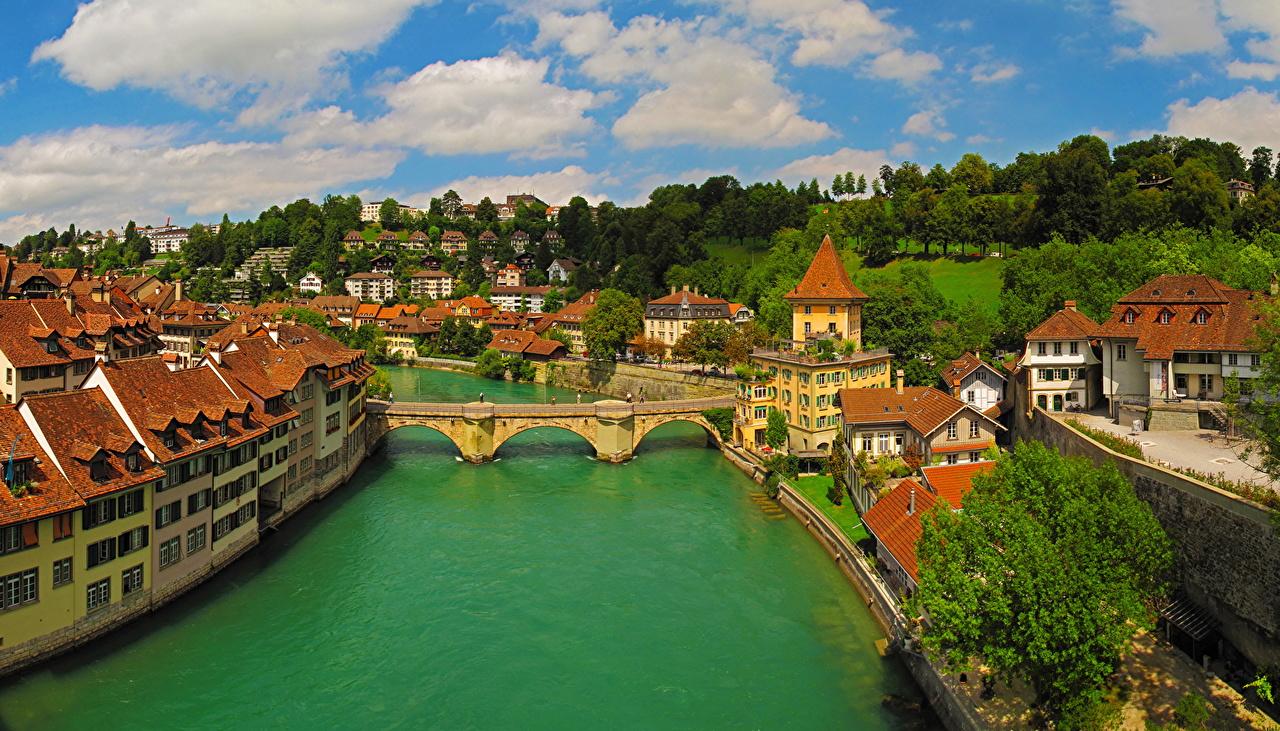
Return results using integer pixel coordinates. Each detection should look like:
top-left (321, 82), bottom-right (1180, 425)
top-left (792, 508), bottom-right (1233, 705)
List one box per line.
top-left (1160, 595), bottom-right (1218, 641)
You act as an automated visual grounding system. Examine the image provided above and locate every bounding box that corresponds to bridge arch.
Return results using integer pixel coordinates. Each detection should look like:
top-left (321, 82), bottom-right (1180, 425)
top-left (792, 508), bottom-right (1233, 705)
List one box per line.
top-left (492, 423), bottom-right (599, 458)
top-left (633, 414), bottom-right (719, 453)
top-left (377, 420), bottom-right (466, 457)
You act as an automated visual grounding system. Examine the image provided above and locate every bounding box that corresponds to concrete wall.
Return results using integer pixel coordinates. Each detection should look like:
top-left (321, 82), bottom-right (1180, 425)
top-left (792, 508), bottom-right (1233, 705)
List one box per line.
top-left (1012, 396), bottom-right (1280, 667)
top-left (540, 360), bottom-right (735, 401)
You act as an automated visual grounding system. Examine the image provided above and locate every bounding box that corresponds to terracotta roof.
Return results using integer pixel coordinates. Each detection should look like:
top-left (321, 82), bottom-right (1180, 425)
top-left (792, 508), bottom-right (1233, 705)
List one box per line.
top-left (920, 461), bottom-right (993, 509)
top-left (862, 479), bottom-right (938, 583)
top-left (22, 388), bottom-right (163, 501)
top-left (0, 404), bottom-right (84, 526)
top-left (944, 352), bottom-right (1003, 384)
top-left (647, 290), bottom-right (729, 306)
top-left (1025, 305), bottom-right (1099, 341)
top-left (310, 295), bottom-right (359, 312)
top-left (343, 230), bottom-right (364, 241)
top-left (410, 270), bottom-right (453, 279)
top-left (1092, 274), bottom-right (1266, 359)
top-left (784, 235), bottom-right (867, 301)
top-left (354, 303), bottom-right (381, 318)
top-left (839, 386), bottom-right (971, 437)
top-left (486, 329), bottom-right (565, 357)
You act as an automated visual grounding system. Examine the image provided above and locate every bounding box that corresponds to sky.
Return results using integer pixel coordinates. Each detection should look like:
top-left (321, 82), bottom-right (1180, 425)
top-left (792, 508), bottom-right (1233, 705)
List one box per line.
top-left (0, 0), bottom-right (1278, 241)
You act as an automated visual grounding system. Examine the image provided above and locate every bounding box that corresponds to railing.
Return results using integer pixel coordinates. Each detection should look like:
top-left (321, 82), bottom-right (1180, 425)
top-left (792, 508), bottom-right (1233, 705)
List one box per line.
top-left (367, 396), bottom-right (733, 418)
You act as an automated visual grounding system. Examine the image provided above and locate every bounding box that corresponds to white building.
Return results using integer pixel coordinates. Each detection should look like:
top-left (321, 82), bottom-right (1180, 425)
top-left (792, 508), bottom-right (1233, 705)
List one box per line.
top-left (1017, 301), bottom-right (1101, 413)
top-left (360, 200), bottom-right (419, 223)
top-left (408, 270), bottom-right (454, 300)
top-left (490, 286), bottom-right (551, 313)
top-left (941, 352), bottom-right (1006, 415)
top-left (298, 272), bottom-right (323, 294)
top-left (547, 258), bottom-right (579, 283)
top-left (495, 264), bottom-right (523, 288)
top-left (148, 227), bottom-right (189, 254)
top-left (344, 272), bottom-right (396, 301)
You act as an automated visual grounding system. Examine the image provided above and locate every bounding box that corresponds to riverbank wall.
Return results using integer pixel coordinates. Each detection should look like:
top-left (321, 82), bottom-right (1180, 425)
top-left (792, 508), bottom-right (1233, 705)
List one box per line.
top-left (1013, 404), bottom-right (1280, 668)
top-left (0, 433), bottom-right (372, 679)
top-left (775, 481), bottom-right (985, 731)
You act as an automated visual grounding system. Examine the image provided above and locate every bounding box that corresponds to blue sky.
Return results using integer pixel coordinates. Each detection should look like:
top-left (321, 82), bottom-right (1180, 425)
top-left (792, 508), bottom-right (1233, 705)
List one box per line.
top-left (0, 0), bottom-right (1278, 240)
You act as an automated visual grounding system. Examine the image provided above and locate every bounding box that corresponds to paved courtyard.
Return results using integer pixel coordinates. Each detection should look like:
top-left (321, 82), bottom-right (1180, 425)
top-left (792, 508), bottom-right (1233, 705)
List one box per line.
top-left (1066, 410), bottom-right (1272, 487)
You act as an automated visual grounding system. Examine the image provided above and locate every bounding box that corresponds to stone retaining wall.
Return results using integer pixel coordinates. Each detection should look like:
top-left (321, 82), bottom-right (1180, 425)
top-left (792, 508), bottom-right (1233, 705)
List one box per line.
top-left (541, 360), bottom-right (735, 400)
top-left (1014, 403), bottom-right (1280, 667)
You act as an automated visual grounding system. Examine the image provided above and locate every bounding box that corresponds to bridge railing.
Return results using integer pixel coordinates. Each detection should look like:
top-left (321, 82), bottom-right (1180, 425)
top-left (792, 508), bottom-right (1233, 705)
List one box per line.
top-left (367, 396), bottom-right (733, 418)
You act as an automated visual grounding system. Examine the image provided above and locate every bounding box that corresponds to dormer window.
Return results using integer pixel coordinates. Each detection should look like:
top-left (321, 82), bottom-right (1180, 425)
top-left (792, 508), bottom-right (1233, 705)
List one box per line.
top-left (242, 410), bottom-right (252, 428)
top-left (219, 419), bottom-right (229, 437)
top-left (1193, 310), bottom-right (1208, 325)
top-left (1159, 310), bottom-right (1172, 324)
top-left (89, 455), bottom-right (109, 482)
top-left (43, 339), bottom-right (57, 354)
top-left (76, 337), bottom-right (89, 348)
top-left (6, 459), bottom-right (30, 487)
top-left (1123, 310), bottom-right (1135, 325)
top-left (125, 451), bottom-right (141, 473)
top-left (162, 428), bottom-right (176, 448)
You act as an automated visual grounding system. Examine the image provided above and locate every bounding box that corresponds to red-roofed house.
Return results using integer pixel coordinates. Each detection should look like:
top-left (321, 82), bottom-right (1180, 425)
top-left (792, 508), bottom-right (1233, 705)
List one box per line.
top-left (1017, 301), bottom-right (1101, 413)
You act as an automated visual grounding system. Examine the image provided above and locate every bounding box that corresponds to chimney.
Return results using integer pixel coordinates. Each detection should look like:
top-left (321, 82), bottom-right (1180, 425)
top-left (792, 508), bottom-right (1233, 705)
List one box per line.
top-left (670, 285), bottom-right (677, 295)
top-left (64, 292), bottom-right (74, 315)
top-left (896, 369), bottom-right (904, 395)
top-left (908, 486), bottom-right (916, 516)
top-left (1064, 300), bottom-right (1077, 311)
top-left (239, 320), bottom-right (249, 334)
top-left (682, 284), bottom-right (689, 292)
top-left (92, 282), bottom-right (105, 303)
top-left (174, 279), bottom-right (184, 302)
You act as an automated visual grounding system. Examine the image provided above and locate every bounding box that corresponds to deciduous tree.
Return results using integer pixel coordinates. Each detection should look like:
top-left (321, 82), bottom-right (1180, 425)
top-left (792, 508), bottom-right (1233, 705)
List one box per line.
top-left (582, 288), bottom-right (643, 360)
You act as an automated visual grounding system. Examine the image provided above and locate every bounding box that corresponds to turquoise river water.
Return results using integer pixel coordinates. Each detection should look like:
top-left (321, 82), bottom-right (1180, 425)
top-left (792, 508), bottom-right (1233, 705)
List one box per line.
top-left (0, 366), bottom-right (930, 729)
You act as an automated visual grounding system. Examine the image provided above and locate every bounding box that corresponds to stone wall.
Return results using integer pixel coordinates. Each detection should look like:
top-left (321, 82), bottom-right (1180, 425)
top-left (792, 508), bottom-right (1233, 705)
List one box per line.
top-left (1012, 394), bottom-right (1280, 667)
top-left (541, 360), bottom-right (735, 401)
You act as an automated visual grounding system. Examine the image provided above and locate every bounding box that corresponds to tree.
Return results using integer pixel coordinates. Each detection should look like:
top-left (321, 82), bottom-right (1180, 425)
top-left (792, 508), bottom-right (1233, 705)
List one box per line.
top-left (543, 287), bottom-right (565, 313)
top-left (912, 442), bottom-right (1172, 724)
top-left (1227, 300), bottom-right (1280, 484)
top-left (474, 349), bottom-right (507, 379)
top-left (672, 320), bottom-right (736, 367)
top-left (765, 408), bottom-right (788, 450)
top-left (1249, 146), bottom-right (1274, 188)
top-left (826, 438), bottom-right (848, 505)
top-left (1170, 159), bottom-right (1230, 230)
top-left (366, 368), bottom-right (393, 399)
top-left (950, 152), bottom-right (994, 194)
top-left (634, 335), bottom-right (669, 363)
top-left (725, 320), bottom-right (768, 364)
top-left (344, 324), bottom-right (392, 363)
top-left (581, 288), bottom-right (643, 360)
top-left (379, 198), bottom-right (402, 230)
top-left (440, 190), bottom-right (462, 219)
top-left (1039, 143), bottom-right (1109, 243)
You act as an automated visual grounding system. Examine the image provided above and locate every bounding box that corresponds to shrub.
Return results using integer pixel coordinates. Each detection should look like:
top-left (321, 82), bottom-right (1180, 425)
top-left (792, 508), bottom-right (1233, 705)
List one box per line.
top-left (701, 407), bottom-right (734, 441)
top-left (1174, 692), bottom-right (1211, 730)
top-left (764, 473), bottom-right (781, 499)
top-left (474, 349), bottom-right (507, 380)
top-left (763, 453), bottom-right (799, 479)
top-left (1064, 419), bottom-right (1145, 459)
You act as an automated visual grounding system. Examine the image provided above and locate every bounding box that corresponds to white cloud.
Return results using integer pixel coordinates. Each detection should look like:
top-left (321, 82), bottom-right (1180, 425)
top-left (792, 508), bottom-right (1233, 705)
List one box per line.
top-left (890, 140), bottom-right (917, 158)
top-left (286, 54), bottom-right (601, 158)
top-left (1089, 127), bottom-right (1116, 141)
top-left (416, 165), bottom-right (607, 207)
top-left (1166, 87), bottom-right (1280, 154)
top-left (868, 48), bottom-right (944, 83)
top-left (901, 109), bottom-right (954, 142)
top-left (1112, 0), bottom-right (1225, 56)
top-left (970, 63), bottom-right (1021, 83)
top-left (0, 126), bottom-right (401, 241)
top-left (31, 0), bottom-right (431, 124)
top-left (965, 134), bottom-right (996, 145)
top-left (539, 13), bottom-right (833, 149)
top-left (771, 147), bottom-right (892, 186)
top-left (0, 78), bottom-right (15, 97)
top-left (1227, 60), bottom-right (1280, 79)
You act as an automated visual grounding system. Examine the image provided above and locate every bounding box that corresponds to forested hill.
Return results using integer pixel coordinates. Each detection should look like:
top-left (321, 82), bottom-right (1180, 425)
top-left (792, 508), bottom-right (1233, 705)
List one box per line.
top-left (13, 132), bottom-right (1280, 383)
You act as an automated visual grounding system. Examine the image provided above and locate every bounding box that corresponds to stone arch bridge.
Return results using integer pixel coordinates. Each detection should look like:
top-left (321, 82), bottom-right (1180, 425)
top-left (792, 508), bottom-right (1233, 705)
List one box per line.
top-left (366, 396), bottom-right (733, 463)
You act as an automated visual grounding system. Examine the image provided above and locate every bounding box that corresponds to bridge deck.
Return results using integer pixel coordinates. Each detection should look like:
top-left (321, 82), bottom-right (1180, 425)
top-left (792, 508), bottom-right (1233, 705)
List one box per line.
top-left (368, 396), bottom-right (733, 418)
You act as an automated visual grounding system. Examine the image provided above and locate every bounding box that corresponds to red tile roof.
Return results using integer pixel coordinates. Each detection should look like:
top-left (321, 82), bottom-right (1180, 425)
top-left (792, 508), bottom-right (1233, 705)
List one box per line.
top-left (862, 479), bottom-right (938, 583)
top-left (1025, 305), bottom-right (1099, 341)
top-left (920, 461), bottom-right (993, 509)
top-left (1092, 274), bottom-right (1267, 360)
top-left (839, 386), bottom-right (970, 438)
top-left (784, 235), bottom-right (867, 301)
top-left (0, 405), bottom-right (84, 526)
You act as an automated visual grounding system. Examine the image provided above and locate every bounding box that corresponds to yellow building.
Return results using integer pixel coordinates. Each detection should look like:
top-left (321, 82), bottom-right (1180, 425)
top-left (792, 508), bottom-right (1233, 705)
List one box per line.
top-left (735, 235), bottom-right (891, 456)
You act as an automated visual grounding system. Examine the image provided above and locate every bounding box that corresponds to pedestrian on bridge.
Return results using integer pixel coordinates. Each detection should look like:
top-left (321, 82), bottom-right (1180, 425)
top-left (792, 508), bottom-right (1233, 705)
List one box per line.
top-left (551, 396), bottom-right (557, 405)
top-left (576, 390), bottom-right (582, 404)
top-left (479, 392), bottom-right (485, 403)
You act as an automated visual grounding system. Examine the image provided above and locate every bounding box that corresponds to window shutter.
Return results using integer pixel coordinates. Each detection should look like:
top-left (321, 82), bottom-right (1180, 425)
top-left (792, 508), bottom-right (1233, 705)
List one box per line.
top-left (140, 527), bottom-right (149, 548)
top-left (87, 542), bottom-right (98, 568)
top-left (106, 499), bottom-right (116, 522)
top-left (21, 522), bottom-right (37, 547)
top-left (83, 508), bottom-right (94, 531)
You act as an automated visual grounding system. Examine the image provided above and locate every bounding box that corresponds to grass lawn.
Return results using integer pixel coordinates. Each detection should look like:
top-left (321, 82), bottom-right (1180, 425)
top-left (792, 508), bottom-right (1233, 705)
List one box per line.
top-left (790, 475), bottom-right (869, 544)
top-left (705, 241), bottom-right (763, 267)
top-left (877, 254), bottom-right (1004, 315)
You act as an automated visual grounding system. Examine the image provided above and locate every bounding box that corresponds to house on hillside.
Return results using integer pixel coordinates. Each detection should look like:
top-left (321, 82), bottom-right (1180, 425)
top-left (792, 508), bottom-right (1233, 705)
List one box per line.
top-left (406, 231), bottom-right (430, 250)
top-left (495, 264), bottom-right (523, 288)
top-left (298, 272), bottom-right (323, 294)
top-left (510, 230), bottom-right (531, 254)
top-left (343, 230), bottom-right (365, 247)
top-left (441, 230), bottom-right (468, 255)
top-left (1017, 301), bottom-right (1101, 413)
top-left (344, 273), bottom-right (395, 302)
top-left (409, 270), bottom-right (454, 300)
top-left (547, 258), bottom-right (580, 283)
top-left (941, 352), bottom-right (1007, 417)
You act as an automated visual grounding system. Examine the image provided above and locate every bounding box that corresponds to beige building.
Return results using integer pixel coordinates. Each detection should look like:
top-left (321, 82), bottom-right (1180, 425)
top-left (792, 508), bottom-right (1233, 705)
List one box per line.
top-left (409, 270), bottom-right (454, 300)
top-left (643, 287), bottom-right (746, 357)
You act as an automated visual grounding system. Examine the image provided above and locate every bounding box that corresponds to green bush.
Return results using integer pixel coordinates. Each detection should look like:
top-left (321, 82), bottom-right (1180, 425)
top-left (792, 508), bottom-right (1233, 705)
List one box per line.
top-left (474, 349), bottom-right (507, 379)
top-left (764, 473), bottom-right (781, 499)
top-left (1064, 419), bottom-right (1145, 459)
top-left (507, 357), bottom-right (536, 382)
top-left (763, 453), bottom-right (799, 479)
top-left (701, 407), bottom-right (734, 441)
top-left (1174, 692), bottom-right (1211, 730)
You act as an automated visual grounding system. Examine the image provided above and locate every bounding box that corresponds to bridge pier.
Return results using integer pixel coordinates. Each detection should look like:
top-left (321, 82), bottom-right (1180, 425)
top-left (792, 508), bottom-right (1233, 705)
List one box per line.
top-left (596, 449), bottom-right (633, 463)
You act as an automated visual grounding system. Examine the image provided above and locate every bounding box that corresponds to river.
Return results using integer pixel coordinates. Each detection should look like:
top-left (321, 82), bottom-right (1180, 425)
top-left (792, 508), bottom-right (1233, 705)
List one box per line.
top-left (0, 366), bottom-right (929, 729)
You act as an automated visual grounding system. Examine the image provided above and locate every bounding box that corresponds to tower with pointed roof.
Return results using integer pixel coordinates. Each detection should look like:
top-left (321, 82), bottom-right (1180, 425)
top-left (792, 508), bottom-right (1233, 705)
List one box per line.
top-left (784, 235), bottom-right (868, 347)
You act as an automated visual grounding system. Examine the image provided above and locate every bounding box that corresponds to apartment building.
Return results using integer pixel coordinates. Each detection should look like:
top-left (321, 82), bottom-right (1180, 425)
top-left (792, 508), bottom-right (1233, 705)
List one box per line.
top-left (344, 272), bottom-right (396, 302)
top-left (643, 287), bottom-right (747, 357)
top-left (490, 286), bottom-right (551, 313)
top-left (152, 302), bottom-right (229, 369)
top-left (409, 270), bottom-right (454, 300)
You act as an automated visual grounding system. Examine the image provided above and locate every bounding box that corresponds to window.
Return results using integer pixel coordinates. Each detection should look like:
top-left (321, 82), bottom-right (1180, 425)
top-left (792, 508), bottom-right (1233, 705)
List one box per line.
top-left (124, 451), bottom-right (141, 473)
top-left (117, 490), bottom-right (143, 518)
top-left (301, 384), bottom-right (315, 401)
top-left (803, 305), bottom-right (812, 315)
top-left (828, 306), bottom-right (836, 315)
top-left (1057, 368), bottom-right (1071, 381)
top-left (947, 422), bottom-right (957, 440)
top-left (0, 523), bottom-right (37, 554)
top-left (1037, 342), bottom-right (1046, 355)
top-left (1228, 353), bottom-right (1238, 366)
top-left (1159, 310), bottom-right (1171, 324)
top-left (1251, 354), bottom-right (1262, 367)
top-left (894, 433), bottom-right (904, 452)
top-left (1116, 344), bottom-right (1127, 361)
top-left (969, 451), bottom-right (982, 463)
top-left (1, 568), bottom-right (38, 610)
top-left (1076, 368), bottom-right (1088, 380)
top-left (1069, 341), bottom-right (1078, 355)
top-left (89, 455), bottom-right (109, 482)
top-left (52, 557), bottom-right (72, 587)
top-left (1038, 369), bottom-right (1053, 382)
top-left (1199, 374), bottom-right (1213, 393)
top-left (86, 537), bottom-right (116, 568)
top-left (325, 390), bottom-right (342, 406)
top-left (4, 368), bottom-right (9, 384)
top-left (1053, 342), bottom-right (1062, 356)
top-left (155, 501), bottom-right (182, 528)
top-left (877, 433), bottom-right (889, 453)
top-left (301, 408), bottom-right (314, 425)
top-left (187, 524), bottom-right (207, 554)
top-left (325, 413), bottom-right (341, 435)
top-left (86, 578), bottom-right (110, 611)
top-left (1124, 310), bottom-right (1135, 325)
top-left (803, 321), bottom-right (811, 334)
top-left (83, 498), bottom-right (116, 530)
top-left (188, 488), bottom-right (212, 514)
top-left (213, 501), bottom-right (257, 542)
top-left (43, 339), bottom-right (57, 354)
top-left (121, 564), bottom-right (143, 596)
top-left (117, 526), bottom-right (148, 556)
top-left (946, 454), bottom-right (959, 465)
top-left (966, 390), bottom-right (975, 403)
top-left (162, 429), bottom-right (176, 448)
top-left (159, 537), bottom-right (182, 569)
top-left (969, 422), bottom-right (980, 439)
top-left (861, 435), bottom-right (872, 452)
top-left (1194, 310), bottom-right (1207, 325)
